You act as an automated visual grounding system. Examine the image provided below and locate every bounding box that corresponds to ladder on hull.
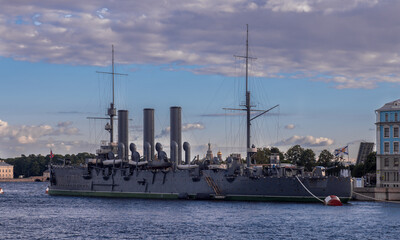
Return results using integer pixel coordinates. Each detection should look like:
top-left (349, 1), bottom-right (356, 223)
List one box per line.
top-left (204, 173), bottom-right (223, 197)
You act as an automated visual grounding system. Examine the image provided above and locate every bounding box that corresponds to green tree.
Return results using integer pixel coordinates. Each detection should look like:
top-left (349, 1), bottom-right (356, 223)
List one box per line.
top-left (352, 163), bottom-right (365, 177)
top-left (253, 147), bottom-right (271, 164)
top-left (300, 149), bottom-right (316, 171)
top-left (271, 147), bottom-right (286, 163)
top-left (4, 152), bottom-right (96, 178)
top-left (351, 151), bottom-right (376, 177)
top-left (317, 149), bottom-right (334, 167)
top-left (285, 145), bottom-right (316, 171)
top-left (364, 152), bottom-right (376, 173)
top-left (285, 145), bottom-right (304, 165)
top-left (30, 161), bottom-right (41, 176)
top-left (253, 147), bottom-right (285, 164)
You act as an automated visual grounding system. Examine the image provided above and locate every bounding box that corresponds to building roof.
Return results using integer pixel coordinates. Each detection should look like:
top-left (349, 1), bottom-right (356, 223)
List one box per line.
top-left (376, 99), bottom-right (400, 112)
top-left (0, 160), bottom-right (12, 167)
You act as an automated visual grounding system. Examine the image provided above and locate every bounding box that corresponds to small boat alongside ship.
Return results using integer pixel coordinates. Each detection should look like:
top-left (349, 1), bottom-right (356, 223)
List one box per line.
top-left (48, 26), bottom-right (352, 203)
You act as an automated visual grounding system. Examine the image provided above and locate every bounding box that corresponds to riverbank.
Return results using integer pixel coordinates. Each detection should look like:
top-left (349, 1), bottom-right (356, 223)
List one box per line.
top-left (0, 176), bottom-right (48, 182)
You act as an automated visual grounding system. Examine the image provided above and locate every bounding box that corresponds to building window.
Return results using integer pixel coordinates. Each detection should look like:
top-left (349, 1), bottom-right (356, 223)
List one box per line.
top-left (395, 127), bottom-right (399, 138)
top-left (386, 113), bottom-right (389, 122)
top-left (395, 158), bottom-right (399, 167)
top-left (385, 158), bottom-right (389, 167)
top-left (385, 142), bottom-right (390, 153)
top-left (384, 127), bottom-right (390, 138)
top-left (396, 113), bottom-right (398, 122)
top-left (395, 142), bottom-right (399, 153)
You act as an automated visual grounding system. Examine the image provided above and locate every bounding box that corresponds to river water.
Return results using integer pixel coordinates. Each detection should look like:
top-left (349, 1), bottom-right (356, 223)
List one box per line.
top-left (0, 182), bottom-right (399, 239)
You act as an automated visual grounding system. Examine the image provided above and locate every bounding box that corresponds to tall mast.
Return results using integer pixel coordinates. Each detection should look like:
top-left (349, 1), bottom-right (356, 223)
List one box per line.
top-left (227, 25), bottom-right (278, 168)
top-left (94, 45), bottom-right (128, 144)
top-left (112, 45), bottom-right (115, 106)
top-left (108, 45), bottom-right (116, 143)
top-left (245, 24), bottom-right (251, 168)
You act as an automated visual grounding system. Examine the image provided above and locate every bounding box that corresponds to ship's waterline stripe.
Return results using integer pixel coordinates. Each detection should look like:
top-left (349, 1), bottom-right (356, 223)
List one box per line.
top-left (48, 189), bottom-right (351, 203)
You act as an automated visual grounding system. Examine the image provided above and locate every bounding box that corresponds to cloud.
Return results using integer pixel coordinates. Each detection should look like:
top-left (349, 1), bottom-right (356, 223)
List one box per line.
top-left (264, 0), bottom-right (312, 13)
top-left (0, 120), bottom-right (79, 146)
top-left (0, 1), bottom-right (398, 89)
top-left (0, 120), bottom-right (8, 131)
top-left (57, 121), bottom-right (72, 127)
top-left (156, 122), bottom-right (205, 138)
top-left (274, 135), bottom-right (334, 147)
top-left (96, 7), bottom-right (109, 19)
top-left (183, 123), bottom-right (205, 131)
top-left (0, 119), bottom-right (102, 158)
top-left (45, 140), bottom-right (94, 152)
top-left (32, 13), bottom-right (42, 26)
top-left (285, 124), bottom-right (295, 129)
top-left (263, 0), bottom-right (379, 14)
top-left (54, 121), bottom-right (79, 135)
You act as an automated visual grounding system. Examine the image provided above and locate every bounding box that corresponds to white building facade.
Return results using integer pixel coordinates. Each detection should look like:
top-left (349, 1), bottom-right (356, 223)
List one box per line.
top-left (376, 99), bottom-right (400, 187)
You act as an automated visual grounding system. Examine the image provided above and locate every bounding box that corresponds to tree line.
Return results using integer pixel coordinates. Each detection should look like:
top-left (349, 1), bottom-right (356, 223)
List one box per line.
top-left (253, 144), bottom-right (376, 176)
top-left (1, 153), bottom-right (95, 178)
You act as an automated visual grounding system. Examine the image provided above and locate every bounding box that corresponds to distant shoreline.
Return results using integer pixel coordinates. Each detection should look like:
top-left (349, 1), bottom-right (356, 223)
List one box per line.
top-left (0, 177), bottom-right (48, 183)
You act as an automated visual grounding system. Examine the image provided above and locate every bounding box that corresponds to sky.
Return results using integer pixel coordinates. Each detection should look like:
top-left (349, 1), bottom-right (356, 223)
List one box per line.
top-left (0, 0), bottom-right (399, 160)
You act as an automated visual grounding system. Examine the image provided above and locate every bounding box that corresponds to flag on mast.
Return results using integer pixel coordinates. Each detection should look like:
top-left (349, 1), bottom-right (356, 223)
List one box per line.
top-left (50, 150), bottom-right (54, 159)
top-left (334, 146), bottom-right (348, 156)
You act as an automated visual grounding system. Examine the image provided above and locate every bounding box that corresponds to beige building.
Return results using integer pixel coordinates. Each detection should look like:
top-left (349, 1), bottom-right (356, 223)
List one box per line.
top-left (0, 160), bottom-right (13, 179)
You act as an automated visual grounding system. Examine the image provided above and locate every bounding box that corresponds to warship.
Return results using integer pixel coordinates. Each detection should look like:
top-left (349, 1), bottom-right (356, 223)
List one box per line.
top-left (48, 26), bottom-right (352, 203)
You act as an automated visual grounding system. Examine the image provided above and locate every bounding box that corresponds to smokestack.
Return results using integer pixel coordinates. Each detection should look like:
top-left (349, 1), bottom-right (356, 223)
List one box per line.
top-left (170, 106), bottom-right (182, 165)
top-left (118, 110), bottom-right (129, 161)
top-left (183, 142), bottom-right (191, 165)
top-left (143, 108), bottom-right (155, 160)
top-left (144, 142), bottom-right (151, 162)
top-left (118, 142), bottom-right (125, 160)
top-left (171, 141), bottom-right (178, 170)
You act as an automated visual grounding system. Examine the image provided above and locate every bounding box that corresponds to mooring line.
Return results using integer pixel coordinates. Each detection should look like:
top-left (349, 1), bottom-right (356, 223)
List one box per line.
top-left (352, 191), bottom-right (400, 204)
top-left (295, 176), bottom-right (324, 203)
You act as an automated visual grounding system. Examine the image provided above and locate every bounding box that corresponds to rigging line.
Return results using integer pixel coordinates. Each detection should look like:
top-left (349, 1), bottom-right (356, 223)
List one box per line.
top-left (181, 110), bottom-right (199, 147)
top-left (225, 109), bottom-right (227, 153)
top-left (277, 106), bottom-right (281, 144)
top-left (197, 75), bottom-right (231, 144)
top-left (295, 175), bottom-right (325, 203)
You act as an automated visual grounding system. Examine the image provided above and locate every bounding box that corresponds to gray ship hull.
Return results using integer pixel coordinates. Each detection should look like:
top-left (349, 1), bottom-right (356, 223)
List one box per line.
top-left (49, 166), bottom-right (352, 203)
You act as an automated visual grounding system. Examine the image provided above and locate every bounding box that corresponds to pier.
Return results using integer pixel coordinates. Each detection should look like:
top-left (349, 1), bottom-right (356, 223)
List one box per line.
top-left (353, 187), bottom-right (400, 201)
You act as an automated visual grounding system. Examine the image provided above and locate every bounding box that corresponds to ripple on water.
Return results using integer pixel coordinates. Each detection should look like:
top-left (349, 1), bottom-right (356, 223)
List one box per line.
top-left (1, 182), bottom-right (400, 239)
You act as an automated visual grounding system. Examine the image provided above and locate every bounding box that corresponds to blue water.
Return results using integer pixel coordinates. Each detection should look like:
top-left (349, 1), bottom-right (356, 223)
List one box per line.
top-left (0, 182), bottom-right (399, 239)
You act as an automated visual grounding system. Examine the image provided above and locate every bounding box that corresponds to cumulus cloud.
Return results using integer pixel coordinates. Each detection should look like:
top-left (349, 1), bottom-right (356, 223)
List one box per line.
top-left (263, 0), bottom-right (379, 14)
top-left (285, 124), bottom-right (295, 129)
top-left (0, 119), bottom-right (81, 157)
top-left (264, 0), bottom-right (313, 13)
top-left (0, 0), bottom-right (398, 89)
top-left (274, 135), bottom-right (334, 147)
top-left (156, 122), bottom-right (205, 138)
